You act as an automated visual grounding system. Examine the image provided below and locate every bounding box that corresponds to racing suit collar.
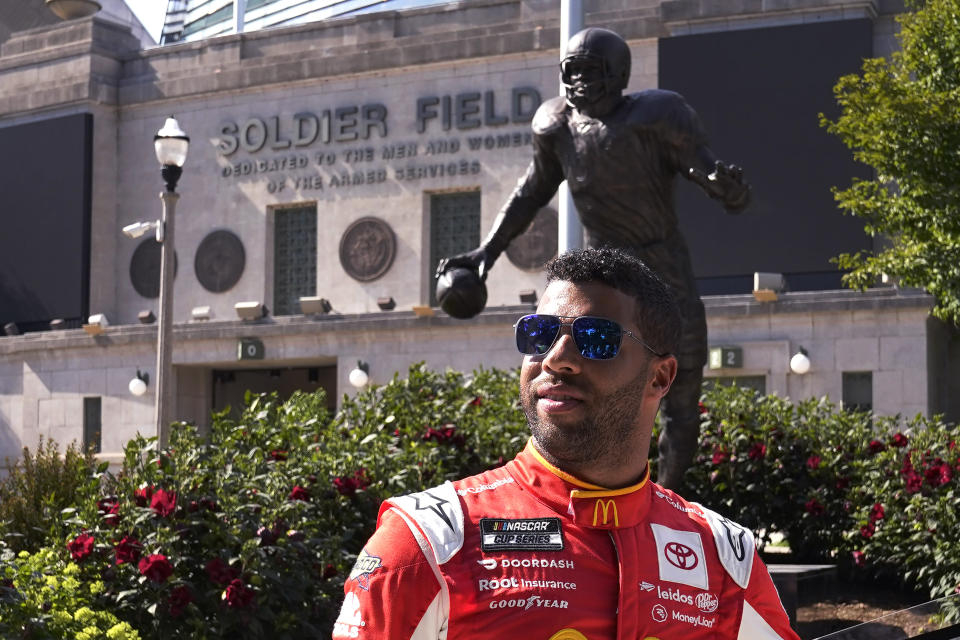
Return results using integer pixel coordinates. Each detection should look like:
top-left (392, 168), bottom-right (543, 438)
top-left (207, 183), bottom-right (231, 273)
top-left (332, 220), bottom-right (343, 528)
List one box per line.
top-left (507, 439), bottom-right (652, 530)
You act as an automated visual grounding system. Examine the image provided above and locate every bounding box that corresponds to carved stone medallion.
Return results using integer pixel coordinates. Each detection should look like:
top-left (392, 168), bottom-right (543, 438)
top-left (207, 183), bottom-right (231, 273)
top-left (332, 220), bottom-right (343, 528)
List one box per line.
top-left (195, 229), bottom-right (246, 293)
top-left (506, 206), bottom-right (558, 271)
top-left (339, 217), bottom-right (397, 282)
top-left (130, 238), bottom-right (177, 299)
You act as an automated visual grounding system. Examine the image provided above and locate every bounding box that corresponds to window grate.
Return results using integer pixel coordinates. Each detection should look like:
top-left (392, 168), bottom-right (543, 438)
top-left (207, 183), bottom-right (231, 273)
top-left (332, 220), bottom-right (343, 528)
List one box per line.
top-left (429, 191), bottom-right (481, 305)
top-left (273, 205), bottom-right (317, 315)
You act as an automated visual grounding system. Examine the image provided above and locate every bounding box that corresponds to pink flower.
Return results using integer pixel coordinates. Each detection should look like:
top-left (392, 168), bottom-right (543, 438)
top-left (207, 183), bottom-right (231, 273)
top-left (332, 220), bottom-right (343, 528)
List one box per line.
top-left (806, 455), bottom-right (821, 470)
top-left (114, 536), bottom-right (141, 565)
top-left (890, 433), bottom-right (909, 448)
top-left (852, 550), bottom-right (866, 567)
top-left (804, 498), bottom-right (825, 516)
top-left (150, 489), bottom-right (177, 517)
top-left (289, 485), bottom-right (310, 501)
top-left (138, 554), bottom-right (173, 584)
top-left (869, 503), bottom-right (885, 523)
top-left (747, 442), bottom-right (767, 460)
top-left (169, 585), bottom-right (193, 617)
top-left (223, 578), bottom-right (256, 609)
top-left (68, 534), bottom-right (95, 561)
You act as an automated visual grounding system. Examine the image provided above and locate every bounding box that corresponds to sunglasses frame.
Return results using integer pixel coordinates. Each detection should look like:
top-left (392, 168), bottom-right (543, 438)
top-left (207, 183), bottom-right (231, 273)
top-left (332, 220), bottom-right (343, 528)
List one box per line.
top-left (514, 314), bottom-right (668, 360)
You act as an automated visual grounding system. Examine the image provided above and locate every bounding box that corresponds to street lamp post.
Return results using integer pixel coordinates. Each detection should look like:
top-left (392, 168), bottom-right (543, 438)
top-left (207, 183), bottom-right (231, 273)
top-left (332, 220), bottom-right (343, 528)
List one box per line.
top-left (153, 117), bottom-right (189, 448)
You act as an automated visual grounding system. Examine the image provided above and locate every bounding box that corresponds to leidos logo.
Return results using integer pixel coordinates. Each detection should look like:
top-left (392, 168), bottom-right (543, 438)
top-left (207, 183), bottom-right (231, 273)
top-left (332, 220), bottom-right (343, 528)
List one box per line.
top-left (656, 585), bottom-right (693, 605)
top-left (593, 499), bottom-right (619, 527)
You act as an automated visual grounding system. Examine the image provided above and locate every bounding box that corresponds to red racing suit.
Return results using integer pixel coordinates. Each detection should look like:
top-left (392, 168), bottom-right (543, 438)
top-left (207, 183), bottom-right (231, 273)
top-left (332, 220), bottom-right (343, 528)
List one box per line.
top-left (333, 440), bottom-right (800, 640)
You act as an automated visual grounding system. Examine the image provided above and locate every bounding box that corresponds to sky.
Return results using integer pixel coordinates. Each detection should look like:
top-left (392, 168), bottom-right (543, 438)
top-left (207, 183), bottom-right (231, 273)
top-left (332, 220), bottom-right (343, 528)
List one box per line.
top-left (123, 0), bottom-right (166, 43)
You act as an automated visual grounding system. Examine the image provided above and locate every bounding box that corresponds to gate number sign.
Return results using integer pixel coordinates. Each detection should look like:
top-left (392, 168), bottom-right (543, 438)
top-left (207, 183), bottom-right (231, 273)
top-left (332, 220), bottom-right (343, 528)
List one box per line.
top-left (238, 338), bottom-right (265, 360)
top-left (708, 346), bottom-right (742, 370)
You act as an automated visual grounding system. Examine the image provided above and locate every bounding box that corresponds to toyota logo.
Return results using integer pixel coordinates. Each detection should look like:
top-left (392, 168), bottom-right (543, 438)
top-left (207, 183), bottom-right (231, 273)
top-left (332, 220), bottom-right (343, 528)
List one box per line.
top-left (664, 541), bottom-right (699, 570)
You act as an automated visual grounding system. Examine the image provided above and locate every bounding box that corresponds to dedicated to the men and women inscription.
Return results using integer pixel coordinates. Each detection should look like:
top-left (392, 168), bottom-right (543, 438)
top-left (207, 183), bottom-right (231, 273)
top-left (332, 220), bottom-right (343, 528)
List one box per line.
top-left (215, 86), bottom-right (542, 196)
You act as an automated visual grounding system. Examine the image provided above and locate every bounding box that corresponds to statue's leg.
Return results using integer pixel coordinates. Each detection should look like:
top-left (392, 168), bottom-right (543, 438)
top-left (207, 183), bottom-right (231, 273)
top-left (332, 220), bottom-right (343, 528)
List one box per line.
top-left (657, 366), bottom-right (704, 491)
top-left (656, 297), bottom-right (707, 491)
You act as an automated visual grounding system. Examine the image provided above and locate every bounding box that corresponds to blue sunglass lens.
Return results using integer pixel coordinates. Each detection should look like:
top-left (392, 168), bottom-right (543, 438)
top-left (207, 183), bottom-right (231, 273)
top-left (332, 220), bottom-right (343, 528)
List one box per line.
top-left (572, 317), bottom-right (622, 360)
top-left (516, 315), bottom-right (562, 355)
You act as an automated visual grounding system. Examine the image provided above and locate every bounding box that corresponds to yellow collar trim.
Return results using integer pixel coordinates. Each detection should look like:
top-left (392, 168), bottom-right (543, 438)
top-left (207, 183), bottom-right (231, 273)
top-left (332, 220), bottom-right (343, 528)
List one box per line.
top-left (529, 438), bottom-right (649, 495)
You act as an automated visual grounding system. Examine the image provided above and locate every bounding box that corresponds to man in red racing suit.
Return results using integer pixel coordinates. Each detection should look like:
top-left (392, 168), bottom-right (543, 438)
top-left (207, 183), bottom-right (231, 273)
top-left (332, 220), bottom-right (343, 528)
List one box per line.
top-left (334, 248), bottom-right (799, 640)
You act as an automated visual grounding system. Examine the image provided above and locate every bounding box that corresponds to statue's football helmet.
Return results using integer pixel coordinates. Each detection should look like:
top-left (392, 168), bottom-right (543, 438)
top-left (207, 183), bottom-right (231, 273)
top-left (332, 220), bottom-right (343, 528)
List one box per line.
top-left (560, 28), bottom-right (631, 111)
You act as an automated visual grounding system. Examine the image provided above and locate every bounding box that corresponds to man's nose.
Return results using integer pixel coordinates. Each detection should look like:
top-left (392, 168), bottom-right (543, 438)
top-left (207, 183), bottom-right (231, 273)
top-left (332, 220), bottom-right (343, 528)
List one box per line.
top-left (541, 329), bottom-right (582, 374)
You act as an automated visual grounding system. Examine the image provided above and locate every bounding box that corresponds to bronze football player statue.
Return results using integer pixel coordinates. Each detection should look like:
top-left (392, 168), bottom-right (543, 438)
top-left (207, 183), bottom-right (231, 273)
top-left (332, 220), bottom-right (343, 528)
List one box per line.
top-left (437, 27), bottom-right (750, 490)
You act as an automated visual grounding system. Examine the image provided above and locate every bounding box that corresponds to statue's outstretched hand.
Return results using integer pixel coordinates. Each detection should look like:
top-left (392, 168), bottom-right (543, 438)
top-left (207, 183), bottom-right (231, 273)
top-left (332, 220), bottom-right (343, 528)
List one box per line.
top-left (688, 160), bottom-right (750, 212)
top-left (435, 245), bottom-right (497, 281)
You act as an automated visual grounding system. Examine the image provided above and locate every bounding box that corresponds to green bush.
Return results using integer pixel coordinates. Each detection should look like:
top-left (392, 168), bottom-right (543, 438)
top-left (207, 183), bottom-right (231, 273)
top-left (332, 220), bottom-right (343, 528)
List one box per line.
top-left (0, 437), bottom-right (101, 553)
top-left (17, 363), bottom-right (526, 640)
top-left (0, 545), bottom-right (140, 640)
top-left (687, 384), bottom-right (960, 611)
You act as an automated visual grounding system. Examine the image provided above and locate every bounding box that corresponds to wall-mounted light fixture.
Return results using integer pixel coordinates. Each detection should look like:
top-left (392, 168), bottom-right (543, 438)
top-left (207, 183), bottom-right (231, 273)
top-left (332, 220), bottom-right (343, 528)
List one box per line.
top-left (377, 296), bottom-right (396, 311)
top-left (49, 319), bottom-right (66, 330)
top-left (519, 289), bottom-right (537, 305)
top-left (3, 322), bottom-right (20, 336)
top-left (349, 361), bottom-right (370, 389)
top-left (83, 313), bottom-right (109, 335)
top-left (299, 296), bottom-right (332, 315)
top-left (412, 305), bottom-right (434, 317)
top-left (790, 347), bottom-right (811, 375)
top-left (46, 0), bottom-right (101, 21)
top-left (138, 310), bottom-right (156, 324)
top-left (191, 305), bottom-right (212, 321)
top-left (235, 301), bottom-right (267, 320)
top-left (753, 272), bottom-right (786, 302)
top-left (129, 369), bottom-right (149, 396)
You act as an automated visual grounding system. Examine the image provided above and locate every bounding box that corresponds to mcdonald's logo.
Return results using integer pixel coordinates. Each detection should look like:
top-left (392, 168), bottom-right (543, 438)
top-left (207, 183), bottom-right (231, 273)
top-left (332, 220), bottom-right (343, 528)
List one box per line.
top-left (593, 499), bottom-right (619, 527)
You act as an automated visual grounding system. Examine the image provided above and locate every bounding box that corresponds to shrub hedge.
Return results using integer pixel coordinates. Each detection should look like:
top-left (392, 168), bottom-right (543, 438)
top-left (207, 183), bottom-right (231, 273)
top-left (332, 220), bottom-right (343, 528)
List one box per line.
top-left (1, 365), bottom-right (958, 637)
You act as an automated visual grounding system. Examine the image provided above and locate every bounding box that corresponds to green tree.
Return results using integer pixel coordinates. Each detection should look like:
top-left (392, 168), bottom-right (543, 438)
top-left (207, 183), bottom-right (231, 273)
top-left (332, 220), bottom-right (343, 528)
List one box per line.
top-left (821, 0), bottom-right (960, 324)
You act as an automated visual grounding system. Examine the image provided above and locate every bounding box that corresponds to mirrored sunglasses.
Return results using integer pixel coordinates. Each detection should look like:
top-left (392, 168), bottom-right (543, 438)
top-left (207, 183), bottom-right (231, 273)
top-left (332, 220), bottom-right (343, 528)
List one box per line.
top-left (514, 314), bottom-right (666, 361)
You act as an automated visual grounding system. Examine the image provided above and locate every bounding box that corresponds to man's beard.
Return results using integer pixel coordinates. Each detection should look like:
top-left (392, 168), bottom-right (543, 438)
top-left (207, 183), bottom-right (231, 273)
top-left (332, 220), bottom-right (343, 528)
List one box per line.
top-left (521, 366), bottom-right (649, 472)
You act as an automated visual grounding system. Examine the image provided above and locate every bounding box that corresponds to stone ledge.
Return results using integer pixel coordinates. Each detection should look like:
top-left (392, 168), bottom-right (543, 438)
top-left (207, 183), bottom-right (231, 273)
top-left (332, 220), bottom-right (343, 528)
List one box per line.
top-left (703, 287), bottom-right (933, 316)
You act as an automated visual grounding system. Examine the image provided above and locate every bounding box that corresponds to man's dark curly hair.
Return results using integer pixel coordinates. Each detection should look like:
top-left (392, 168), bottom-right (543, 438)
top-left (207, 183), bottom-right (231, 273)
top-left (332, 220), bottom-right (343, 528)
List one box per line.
top-left (544, 247), bottom-right (681, 356)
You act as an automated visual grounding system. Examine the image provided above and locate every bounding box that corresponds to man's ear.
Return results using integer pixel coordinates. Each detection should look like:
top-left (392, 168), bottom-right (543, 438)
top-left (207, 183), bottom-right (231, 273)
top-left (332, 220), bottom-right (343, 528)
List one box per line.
top-left (649, 355), bottom-right (678, 399)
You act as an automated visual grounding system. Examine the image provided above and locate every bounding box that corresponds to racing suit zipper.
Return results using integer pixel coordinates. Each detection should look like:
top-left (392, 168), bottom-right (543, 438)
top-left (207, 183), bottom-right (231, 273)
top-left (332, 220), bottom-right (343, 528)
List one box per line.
top-left (611, 528), bottom-right (641, 640)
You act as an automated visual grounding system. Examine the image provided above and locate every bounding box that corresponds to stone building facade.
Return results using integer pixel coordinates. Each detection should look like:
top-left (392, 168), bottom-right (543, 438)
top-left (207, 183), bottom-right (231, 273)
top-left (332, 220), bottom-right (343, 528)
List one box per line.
top-left (1, 0), bottom-right (956, 466)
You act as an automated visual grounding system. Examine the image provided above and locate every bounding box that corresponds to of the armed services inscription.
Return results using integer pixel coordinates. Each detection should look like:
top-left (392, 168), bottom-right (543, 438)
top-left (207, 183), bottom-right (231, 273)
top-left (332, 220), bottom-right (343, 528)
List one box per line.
top-left (216, 86), bottom-right (541, 195)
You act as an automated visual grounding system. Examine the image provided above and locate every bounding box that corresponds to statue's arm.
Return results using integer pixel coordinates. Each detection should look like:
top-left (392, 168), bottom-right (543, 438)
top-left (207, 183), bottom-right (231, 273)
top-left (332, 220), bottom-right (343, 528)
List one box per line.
top-left (437, 102), bottom-right (566, 279)
top-left (649, 90), bottom-right (751, 213)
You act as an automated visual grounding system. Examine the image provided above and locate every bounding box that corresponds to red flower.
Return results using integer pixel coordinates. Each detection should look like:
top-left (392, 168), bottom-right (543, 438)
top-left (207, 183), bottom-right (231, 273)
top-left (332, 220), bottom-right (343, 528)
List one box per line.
top-left (169, 585), bottom-right (193, 618)
top-left (289, 485), bottom-right (310, 501)
top-left (138, 554), bottom-right (173, 584)
top-left (869, 503), bottom-right (885, 523)
top-left (422, 424), bottom-right (466, 447)
top-left (860, 523), bottom-right (875, 538)
top-left (114, 536), bottom-right (141, 565)
top-left (747, 442), bottom-right (767, 460)
top-left (924, 462), bottom-right (952, 488)
top-left (890, 433), bottom-right (909, 448)
top-left (469, 396), bottom-right (483, 407)
top-left (96, 498), bottom-right (120, 528)
top-left (205, 558), bottom-right (238, 585)
top-left (68, 534), bottom-right (94, 561)
top-left (698, 401), bottom-right (708, 415)
top-left (852, 550), bottom-right (866, 567)
top-left (333, 469), bottom-right (371, 497)
top-left (806, 455), bottom-right (821, 470)
top-left (150, 489), bottom-right (177, 517)
top-left (322, 563), bottom-right (338, 579)
top-left (711, 446), bottom-right (728, 465)
top-left (804, 499), bottom-right (825, 516)
top-left (868, 440), bottom-right (885, 454)
top-left (904, 471), bottom-right (922, 494)
top-left (134, 485), bottom-right (154, 507)
top-left (269, 450), bottom-right (288, 462)
top-left (835, 477), bottom-right (851, 490)
top-left (223, 578), bottom-right (256, 609)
